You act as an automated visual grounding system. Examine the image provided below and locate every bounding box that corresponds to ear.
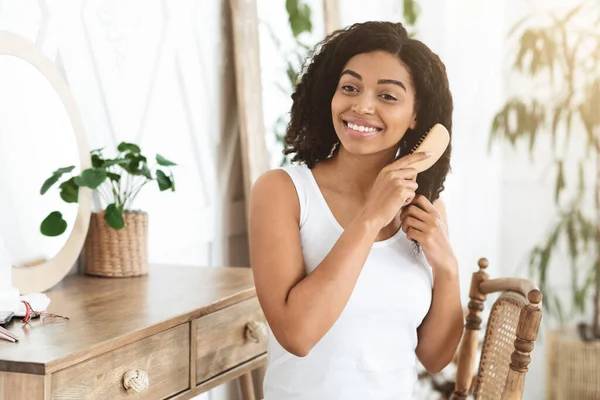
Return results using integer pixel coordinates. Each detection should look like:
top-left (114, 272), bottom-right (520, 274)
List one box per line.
top-left (409, 118), bottom-right (417, 130)
top-left (409, 111), bottom-right (417, 130)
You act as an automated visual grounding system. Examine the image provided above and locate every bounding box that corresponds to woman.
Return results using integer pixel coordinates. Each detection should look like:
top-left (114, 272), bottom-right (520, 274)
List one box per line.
top-left (249, 21), bottom-right (463, 399)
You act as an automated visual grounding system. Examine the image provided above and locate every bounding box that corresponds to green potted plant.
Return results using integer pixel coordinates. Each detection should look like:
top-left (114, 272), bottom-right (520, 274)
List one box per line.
top-left (40, 142), bottom-right (176, 277)
top-left (489, 2), bottom-right (600, 397)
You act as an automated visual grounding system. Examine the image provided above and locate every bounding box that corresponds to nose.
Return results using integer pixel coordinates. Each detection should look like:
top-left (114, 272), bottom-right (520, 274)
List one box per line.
top-left (351, 93), bottom-right (375, 115)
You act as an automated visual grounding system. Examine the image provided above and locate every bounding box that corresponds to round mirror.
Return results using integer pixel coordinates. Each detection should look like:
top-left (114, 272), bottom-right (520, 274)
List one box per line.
top-left (0, 31), bottom-right (91, 294)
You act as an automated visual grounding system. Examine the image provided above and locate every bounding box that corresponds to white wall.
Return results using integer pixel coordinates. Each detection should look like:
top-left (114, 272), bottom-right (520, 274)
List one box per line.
top-left (0, 1), bottom-right (247, 400)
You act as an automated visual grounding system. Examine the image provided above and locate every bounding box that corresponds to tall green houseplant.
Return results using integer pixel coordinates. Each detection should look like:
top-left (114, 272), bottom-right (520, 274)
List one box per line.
top-left (490, 2), bottom-right (600, 340)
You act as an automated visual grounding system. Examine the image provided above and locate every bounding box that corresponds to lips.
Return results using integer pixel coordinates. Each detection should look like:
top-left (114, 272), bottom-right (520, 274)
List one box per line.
top-left (343, 118), bottom-right (384, 130)
top-left (342, 119), bottom-right (383, 138)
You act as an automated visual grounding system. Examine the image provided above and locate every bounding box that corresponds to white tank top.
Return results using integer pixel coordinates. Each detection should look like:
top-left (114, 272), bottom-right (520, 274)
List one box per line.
top-left (262, 164), bottom-right (434, 400)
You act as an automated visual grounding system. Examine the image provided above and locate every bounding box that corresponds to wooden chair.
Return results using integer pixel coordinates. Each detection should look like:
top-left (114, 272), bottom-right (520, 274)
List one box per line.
top-left (450, 258), bottom-right (543, 400)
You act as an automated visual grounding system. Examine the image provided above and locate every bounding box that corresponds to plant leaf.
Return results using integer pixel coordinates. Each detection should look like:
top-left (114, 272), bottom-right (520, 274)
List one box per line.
top-left (91, 154), bottom-right (105, 168)
top-left (566, 213), bottom-right (578, 260)
top-left (41, 174), bottom-right (61, 195)
top-left (104, 203), bottom-right (125, 230)
top-left (403, 0), bottom-right (420, 26)
top-left (122, 153), bottom-right (147, 175)
top-left (117, 142), bottom-right (141, 154)
top-left (555, 160), bottom-right (565, 204)
top-left (40, 165), bottom-right (75, 195)
top-left (551, 106), bottom-right (562, 149)
top-left (59, 177), bottom-right (79, 203)
top-left (103, 158), bottom-right (129, 167)
top-left (40, 211), bottom-right (67, 236)
top-left (285, 0), bottom-right (297, 16)
top-left (156, 154), bottom-right (177, 166)
top-left (107, 172), bottom-right (120, 182)
top-left (561, 4), bottom-right (583, 24)
top-left (141, 165), bottom-right (152, 180)
top-left (169, 171), bottom-right (175, 192)
top-left (156, 169), bottom-right (171, 191)
top-left (575, 266), bottom-right (594, 313)
top-left (578, 161), bottom-right (585, 196)
top-left (77, 168), bottom-right (107, 189)
top-left (286, 0), bottom-right (312, 38)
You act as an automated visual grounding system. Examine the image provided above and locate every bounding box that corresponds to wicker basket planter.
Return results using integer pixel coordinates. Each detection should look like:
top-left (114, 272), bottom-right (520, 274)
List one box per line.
top-left (547, 328), bottom-right (600, 400)
top-left (83, 211), bottom-right (148, 277)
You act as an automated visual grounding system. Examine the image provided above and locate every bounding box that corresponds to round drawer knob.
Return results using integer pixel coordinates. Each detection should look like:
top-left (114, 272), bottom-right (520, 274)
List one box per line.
top-left (123, 369), bottom-right (149, 393)
top-left (245, 320), bottom-right (267, 343)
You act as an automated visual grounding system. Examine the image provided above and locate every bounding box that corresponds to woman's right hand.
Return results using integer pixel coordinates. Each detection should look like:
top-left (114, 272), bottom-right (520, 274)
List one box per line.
top-left (359, 152), bottom-right (432, 229)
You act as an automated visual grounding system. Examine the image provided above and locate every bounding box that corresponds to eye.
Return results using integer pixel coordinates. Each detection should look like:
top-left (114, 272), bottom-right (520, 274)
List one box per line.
top-left (380, 93), bottom-right (397, 101)
top-left (341, 85), bottom-right (357, 93)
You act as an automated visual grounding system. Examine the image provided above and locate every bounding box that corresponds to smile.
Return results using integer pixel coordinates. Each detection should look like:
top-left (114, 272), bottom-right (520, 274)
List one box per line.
top-left (342, 120), bottom-right (383, 137)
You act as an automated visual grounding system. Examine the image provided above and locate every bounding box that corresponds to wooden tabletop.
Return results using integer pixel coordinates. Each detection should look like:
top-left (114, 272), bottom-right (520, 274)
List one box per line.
top-left (0, 265), bottom-right (256, 375)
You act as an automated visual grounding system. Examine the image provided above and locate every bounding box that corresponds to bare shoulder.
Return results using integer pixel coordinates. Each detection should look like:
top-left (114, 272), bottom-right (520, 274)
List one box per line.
top-left (249, 168), bottom-right (300, 225)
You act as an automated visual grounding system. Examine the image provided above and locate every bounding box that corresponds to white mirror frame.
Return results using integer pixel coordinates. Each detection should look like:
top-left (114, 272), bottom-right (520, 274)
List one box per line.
top-left (1, 31), bottom-right (92, 294)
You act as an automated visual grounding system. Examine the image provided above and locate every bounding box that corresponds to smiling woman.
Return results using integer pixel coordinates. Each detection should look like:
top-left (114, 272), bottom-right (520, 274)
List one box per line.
top-left (249, 21), bottom-right (462, 400)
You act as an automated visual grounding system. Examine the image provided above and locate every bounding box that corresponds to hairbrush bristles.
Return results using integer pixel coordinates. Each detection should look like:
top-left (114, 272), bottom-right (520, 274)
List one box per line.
top-left (409, 128), bottom-right (431, 154)
top-left (407, 124), bottom-right (450, 173)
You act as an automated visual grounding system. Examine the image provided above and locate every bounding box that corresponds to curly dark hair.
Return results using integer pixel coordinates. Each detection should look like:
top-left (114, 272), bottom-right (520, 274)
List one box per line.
top-left (283, 21), bottom-right (453, 203)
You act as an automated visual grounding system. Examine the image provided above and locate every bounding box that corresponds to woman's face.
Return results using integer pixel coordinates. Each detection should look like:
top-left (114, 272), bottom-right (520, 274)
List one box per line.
top-left (331, 50), bottom-right (416, 157)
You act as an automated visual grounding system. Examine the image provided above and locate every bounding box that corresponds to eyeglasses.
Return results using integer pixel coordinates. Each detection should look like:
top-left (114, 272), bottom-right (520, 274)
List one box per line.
top-left (21, 301), bottom-right (69, 325)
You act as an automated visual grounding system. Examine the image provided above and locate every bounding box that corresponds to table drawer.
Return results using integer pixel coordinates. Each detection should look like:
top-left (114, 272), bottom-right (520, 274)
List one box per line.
top-left (51, 324), bottom-right (190, 400)
top-left (196, 297), bottom-right (267, 384)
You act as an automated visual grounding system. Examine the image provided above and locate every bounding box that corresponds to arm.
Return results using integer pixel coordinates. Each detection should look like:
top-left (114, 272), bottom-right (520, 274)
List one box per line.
top-left (248, 170), bottom-right (380, 357)
top-left (400, 196), bottom-right (464, 373)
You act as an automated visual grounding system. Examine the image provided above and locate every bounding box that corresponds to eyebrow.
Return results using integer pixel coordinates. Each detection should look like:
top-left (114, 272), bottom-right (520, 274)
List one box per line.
top-left (340, 69), bottom-right (407, 92)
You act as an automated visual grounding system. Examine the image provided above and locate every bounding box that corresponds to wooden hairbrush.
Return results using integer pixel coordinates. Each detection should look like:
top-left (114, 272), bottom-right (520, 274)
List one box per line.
top-left (408, 123), bottom-right (450, 173)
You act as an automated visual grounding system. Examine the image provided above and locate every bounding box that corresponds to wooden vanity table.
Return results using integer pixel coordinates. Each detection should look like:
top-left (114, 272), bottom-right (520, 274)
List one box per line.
top-left (0, 265), bottom-right (268, 400)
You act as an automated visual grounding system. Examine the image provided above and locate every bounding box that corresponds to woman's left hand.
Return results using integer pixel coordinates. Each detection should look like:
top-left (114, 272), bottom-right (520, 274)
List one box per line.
top-left (399, 195), bottom-right (458, 274)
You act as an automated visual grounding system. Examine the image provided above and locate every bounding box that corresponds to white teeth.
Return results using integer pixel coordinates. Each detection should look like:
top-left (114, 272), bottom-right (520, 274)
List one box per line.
top-left (347, 122), bottom-right (379, 133)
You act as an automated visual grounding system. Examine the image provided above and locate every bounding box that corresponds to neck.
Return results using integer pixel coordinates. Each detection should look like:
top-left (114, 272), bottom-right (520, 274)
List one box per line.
top-left (325, 146), bottom-right (398, 194)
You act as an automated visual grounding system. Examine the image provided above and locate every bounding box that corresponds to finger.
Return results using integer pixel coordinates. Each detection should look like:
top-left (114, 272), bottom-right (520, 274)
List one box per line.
top-left (389, 168), bottom-right (418, 182)
top-left (390, 176), bottom-right (418, 191)
top-left (400, 203), bottom-right (431, 222)
top-left (414, 195), bottom-right (438, 214)
top-left (387, 151), bottom-right (432, 170)
top-left (403, 193), bottom-right (416, 207)
top-left (401, 216), bottom-right (428, 233)
top-left (406, 226), bottom-right (425, 244)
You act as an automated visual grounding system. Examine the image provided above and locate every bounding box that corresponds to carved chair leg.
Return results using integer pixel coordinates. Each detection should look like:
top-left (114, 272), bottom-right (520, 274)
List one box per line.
top-left (452, 258), bottom-right (489, 399)
top-left (238, 371), bottom-right (256, 400)
top-left (501, 289), bottom-right (543, 400)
